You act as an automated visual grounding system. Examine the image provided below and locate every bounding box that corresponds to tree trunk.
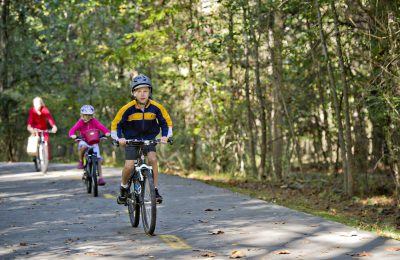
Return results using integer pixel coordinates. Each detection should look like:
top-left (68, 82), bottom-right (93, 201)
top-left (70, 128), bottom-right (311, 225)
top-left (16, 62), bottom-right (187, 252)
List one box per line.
top-left (1, 0), bottom-right (14, 161)
top-left (306, 18), bottom-right (332, 169)
top-left (384, 129), bottom-right (400, 206)
top-left (242, 5), bottom-right (257, 178)
top-left (270, 8), bottom-right (284, 179)
top-left (188, 0), bottom-right (197, 170)
top-left (315, 0), bottom-right (350, 195)
top-left (353, 104), bottom-right (369, 193)
top-left (331, 1), bottom-right (353, 195)
top-left (1, 0), bottom-right (9, 93)
top-left (248, 3), bottom-right (267, 179)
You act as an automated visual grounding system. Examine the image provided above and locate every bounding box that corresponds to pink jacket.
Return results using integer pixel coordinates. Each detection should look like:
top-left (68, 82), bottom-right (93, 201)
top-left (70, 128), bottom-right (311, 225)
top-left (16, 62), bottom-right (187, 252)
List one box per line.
top-left (68, 118), bottom-right (110, 142)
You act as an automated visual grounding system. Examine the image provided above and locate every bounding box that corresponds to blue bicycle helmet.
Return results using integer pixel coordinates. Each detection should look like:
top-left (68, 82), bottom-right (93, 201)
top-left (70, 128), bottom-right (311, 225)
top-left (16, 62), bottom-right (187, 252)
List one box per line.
top-left (130, 74), bottom-right (152, 92)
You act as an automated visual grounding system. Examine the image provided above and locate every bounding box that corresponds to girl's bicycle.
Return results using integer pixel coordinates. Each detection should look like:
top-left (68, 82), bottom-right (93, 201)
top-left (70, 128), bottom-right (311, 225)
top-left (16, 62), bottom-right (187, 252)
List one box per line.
top-left (32, 129), bottom-right (54, 174)
top-left (75, 135), bottom-right (107, 197)
top-left (113, 138), bottom-right (172, 235)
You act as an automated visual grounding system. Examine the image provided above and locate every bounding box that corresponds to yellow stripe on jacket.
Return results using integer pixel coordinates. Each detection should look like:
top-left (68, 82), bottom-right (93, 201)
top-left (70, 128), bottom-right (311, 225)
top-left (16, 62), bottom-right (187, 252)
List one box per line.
top-left (150, 100), bottom-right (173, 128)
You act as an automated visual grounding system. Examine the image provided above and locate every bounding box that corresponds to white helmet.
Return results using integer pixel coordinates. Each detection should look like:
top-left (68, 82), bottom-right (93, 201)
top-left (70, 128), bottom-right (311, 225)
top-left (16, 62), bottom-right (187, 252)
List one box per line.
top-left (80, 105), bottom-right (94, 115)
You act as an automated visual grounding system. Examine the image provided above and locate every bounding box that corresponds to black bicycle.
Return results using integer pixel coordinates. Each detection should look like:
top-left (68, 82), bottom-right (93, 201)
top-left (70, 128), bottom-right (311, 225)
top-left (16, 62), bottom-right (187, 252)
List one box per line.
top-left (113, 138), bottom-right (172, 235)
top-left (75, 135), bottom-right (107, 197)
top-left (32, 129), bottom-right (54, 174)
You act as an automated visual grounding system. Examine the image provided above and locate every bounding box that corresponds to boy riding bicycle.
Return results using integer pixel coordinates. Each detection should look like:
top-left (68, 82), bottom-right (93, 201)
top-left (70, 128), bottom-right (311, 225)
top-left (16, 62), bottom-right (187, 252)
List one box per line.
top-left (111, 74), bottom-right (173, 204)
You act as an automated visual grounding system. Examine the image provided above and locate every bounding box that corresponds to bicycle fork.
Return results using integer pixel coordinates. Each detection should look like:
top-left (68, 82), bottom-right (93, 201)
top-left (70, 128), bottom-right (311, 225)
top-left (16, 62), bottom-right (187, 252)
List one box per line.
top-left (129, 165), bottom-right (152, 205)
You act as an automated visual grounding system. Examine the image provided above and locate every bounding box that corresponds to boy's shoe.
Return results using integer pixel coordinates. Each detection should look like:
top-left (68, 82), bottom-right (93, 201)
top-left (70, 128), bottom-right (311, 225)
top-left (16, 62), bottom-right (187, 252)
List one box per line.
top-left (77, 160), bottom-right (84, 169)
top-left (82, 171), bottom-right (87, 180)
top-left (155, 188), bottom-right (163, 204)
top-left (98, 177), bottom-right (106, 186)
top-left (117, 186), bottom-right (128, 205)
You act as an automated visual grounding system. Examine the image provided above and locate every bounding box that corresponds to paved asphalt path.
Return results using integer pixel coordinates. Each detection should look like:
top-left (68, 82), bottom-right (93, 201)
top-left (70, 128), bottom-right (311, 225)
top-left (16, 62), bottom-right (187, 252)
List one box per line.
top-left (0, 162), bottom-right (400, 259)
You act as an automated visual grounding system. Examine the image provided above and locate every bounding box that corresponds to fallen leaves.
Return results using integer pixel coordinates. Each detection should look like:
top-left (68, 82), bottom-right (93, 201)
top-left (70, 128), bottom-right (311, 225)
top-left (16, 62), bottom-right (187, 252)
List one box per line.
top-left (201, 252), bottom-right (217, 257)
top-left (348, 251), bottom-right (372, 257)
top-left (274, 250), bottom-right (290, 255)
top-left (204, 208), bottom-right (221, 212)
top-left (84, 252), bottom-right (104, 256)
top-left (210, 230), bottom-right (224, 235)
top-left (193, 249), bottom-right (217, 258)
top-left (229, 250), bottom-right (246, 258)
top-left (339, 231), bottom-right (358, 237)
top-left (64, 237), bottom-right (80, 244)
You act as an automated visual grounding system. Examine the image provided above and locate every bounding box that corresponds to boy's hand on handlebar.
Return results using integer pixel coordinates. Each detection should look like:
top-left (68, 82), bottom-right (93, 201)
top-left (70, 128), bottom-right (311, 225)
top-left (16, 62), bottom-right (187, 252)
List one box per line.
top-left (105, 132), bottom-right (111, 137)
top-left (51, 125), bottom-right (58, 133)
top-left (160, 136), bottom-right (168, 144)
top-left (118, 138), bottom-right (127, 145)
top-left (70, 135), bottom-right (77, 139)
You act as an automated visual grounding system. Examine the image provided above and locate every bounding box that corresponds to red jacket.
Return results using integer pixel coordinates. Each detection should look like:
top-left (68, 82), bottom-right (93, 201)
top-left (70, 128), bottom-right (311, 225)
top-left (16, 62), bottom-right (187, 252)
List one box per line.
top-left (27, 106), bottom-right (56, 130)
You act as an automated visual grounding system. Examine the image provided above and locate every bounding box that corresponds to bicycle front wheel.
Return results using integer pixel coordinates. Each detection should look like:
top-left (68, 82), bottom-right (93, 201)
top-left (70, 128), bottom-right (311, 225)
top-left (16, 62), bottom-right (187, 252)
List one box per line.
top-left (141, 170), bottom-right (156, 235)
top-left (39, 142), bottom-right (48, 174)
top-left (128, 182), bottom-right (140, 227)
top-left (92, 158), bottom-right (98, 197)
top-left (86, 162), bottom-right (92, 194)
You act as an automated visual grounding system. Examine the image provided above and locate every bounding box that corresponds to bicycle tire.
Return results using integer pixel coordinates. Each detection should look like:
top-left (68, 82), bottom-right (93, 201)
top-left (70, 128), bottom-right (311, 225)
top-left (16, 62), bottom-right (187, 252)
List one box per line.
top-left (86, 162), bottom-right (92, 194)
top-left (40, 142), bottom-right (49, 174)
top-left (128, 181), bottom-right (140, 227)
top-left (141, 169), bottom-right (156, 235)
top-left (92, 157), bottom-right (98, 197)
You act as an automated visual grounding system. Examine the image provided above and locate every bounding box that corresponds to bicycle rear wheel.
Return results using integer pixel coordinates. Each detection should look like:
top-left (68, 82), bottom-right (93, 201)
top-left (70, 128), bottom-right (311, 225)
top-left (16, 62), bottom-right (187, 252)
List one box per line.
top-left (141, 169), bottom-right (156, 235)
top-left (39, 142), bottom-right (48, 174)
top-left (92, 158), bottom-right (98, 197)
top-left (128, 182), bottom-right (140, 227)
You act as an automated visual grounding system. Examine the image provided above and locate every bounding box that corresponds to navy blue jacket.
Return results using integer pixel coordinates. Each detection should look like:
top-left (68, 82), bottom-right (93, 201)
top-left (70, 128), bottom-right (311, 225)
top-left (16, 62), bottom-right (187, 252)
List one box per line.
top-left (111, 99), bottom-right (173, 140)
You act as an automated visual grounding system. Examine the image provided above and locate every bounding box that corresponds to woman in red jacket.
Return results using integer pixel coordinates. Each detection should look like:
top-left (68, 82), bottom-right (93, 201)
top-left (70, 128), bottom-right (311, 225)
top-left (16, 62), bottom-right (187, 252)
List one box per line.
top-left (27, 97), bottom-right (58, 159)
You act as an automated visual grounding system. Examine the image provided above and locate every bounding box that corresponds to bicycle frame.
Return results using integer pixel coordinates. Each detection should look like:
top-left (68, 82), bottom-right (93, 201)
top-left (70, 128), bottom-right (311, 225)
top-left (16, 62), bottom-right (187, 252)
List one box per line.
top-left (85, 146), bottom-right (98, 176)
top-left (127, 159), bottom-right (153, 201)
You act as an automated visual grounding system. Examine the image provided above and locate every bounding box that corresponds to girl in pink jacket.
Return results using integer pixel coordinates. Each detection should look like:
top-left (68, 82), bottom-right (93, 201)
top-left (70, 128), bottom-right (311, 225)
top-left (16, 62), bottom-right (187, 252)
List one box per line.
top-left (69, 105), bottom-right (110, 185)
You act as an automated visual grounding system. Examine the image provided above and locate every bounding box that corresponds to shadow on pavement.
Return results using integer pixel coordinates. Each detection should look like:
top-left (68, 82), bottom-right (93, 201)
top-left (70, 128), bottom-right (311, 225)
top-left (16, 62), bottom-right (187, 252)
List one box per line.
top-left (1, 166), bottom-right (399, 259)
top-left (0, 162), bottom-right (75, 174)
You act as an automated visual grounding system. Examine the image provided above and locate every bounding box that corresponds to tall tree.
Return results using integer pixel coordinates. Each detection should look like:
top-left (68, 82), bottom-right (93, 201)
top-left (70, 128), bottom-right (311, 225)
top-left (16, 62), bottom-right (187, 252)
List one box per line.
top-left (331, 1), bottom-right (354, 194)
top-left (315, 0), bottom-right (351, 195)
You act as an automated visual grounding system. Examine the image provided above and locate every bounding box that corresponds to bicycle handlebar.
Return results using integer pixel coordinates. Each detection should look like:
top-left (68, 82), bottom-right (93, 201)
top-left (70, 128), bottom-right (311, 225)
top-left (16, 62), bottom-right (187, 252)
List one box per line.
top-left (33, 129), bottom-right (55, 133)
top-left (112, 138), bottom-right (173, 147)
top-left (72, 135), bottom-right (108, 142)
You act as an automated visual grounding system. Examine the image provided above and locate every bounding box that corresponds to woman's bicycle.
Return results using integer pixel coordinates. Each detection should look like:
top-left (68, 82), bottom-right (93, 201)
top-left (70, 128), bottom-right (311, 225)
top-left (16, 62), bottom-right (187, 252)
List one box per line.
top-left (113, 138), bottom-right (172, 235)
top-left (32, 129), bottom-right (54, 174)
top-left (75, 135), bottom-right (107, 197)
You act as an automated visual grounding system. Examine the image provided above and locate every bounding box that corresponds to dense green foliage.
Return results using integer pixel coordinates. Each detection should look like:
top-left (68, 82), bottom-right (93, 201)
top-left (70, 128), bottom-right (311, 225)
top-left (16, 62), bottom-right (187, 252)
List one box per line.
top-left (1, 0), bottom-right (400, 202)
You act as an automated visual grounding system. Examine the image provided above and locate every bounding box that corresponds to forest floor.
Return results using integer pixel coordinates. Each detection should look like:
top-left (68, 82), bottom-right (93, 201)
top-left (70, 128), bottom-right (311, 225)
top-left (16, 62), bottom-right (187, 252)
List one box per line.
top-left (165, 168), bottom-right (400, 241)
